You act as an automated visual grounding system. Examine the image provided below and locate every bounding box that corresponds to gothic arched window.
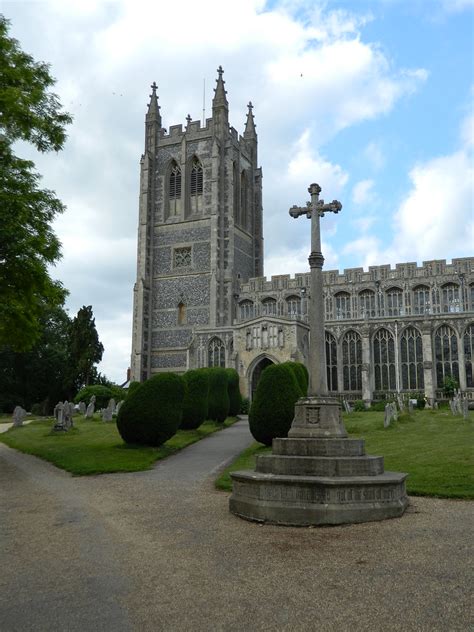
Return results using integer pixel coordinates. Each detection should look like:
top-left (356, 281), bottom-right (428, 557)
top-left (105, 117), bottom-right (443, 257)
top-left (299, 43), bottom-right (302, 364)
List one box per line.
top-left (373, 328), bottom-right (396, 391)
top-left (262, 298), bottom-right (277, 316)
top-left (208, 337), bottom-right (225, 368)
top-left (434, 325), bottom-right (459, 387)
top-left (240, 170), bottom-right (247, 229)
top-left (464, 324), bottom-right (474, 388)
top-left (286, 295), bottom-right (301, 317)
top-left (335, 292), bottom-right (351, 320)
top-left (189, 157), bottom-right (203, 215)
top-left (177, 302), bottom-right (186, 326)
top-left (386, 287), bottom-right (403, 317)
top-left (325, 331), bottom-right (338, 392)
top-left (168, 161), bottom-right (182, 217)
top-left (342, 330), bottom-right (362, 391)
top-left (400, 326), bottom-right (424, 391)
top-left (442, 283), bottom-right (460, 313)
top-left (359, 290), bottom-right (376, 318)
top-left (239, 300), bottom-right (254, 320)
top-left (233, 161), bottom-right (240, 225)
top-left (413, 285), bottom-right (431, 315)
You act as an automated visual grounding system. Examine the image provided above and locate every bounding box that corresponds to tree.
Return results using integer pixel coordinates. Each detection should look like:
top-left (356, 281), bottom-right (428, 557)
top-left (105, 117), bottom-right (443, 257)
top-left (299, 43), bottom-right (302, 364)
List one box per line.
top-left (0, 15), bottom-right (72, 350)
top-left (68, 306), bottom-right (104, 389)
top-left (0, 302), bottom-right (72, 413)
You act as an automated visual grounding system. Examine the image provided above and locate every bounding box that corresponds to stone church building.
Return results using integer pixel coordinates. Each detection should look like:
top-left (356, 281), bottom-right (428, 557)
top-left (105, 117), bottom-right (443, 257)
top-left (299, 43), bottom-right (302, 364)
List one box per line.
top-left (131, 68), bottom-right (474, 403)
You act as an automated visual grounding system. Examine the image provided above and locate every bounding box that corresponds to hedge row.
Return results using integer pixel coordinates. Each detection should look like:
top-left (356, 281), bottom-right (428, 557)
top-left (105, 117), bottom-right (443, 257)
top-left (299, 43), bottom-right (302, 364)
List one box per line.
top-left (117, 367), bottom-right (242, 446)
top-left (249, 361), bottom-right (306, 446)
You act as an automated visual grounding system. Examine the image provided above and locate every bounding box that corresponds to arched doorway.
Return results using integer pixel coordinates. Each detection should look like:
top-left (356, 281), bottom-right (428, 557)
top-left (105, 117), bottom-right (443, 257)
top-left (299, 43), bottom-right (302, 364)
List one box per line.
top-left (251, 357), bottom-right (275, 399)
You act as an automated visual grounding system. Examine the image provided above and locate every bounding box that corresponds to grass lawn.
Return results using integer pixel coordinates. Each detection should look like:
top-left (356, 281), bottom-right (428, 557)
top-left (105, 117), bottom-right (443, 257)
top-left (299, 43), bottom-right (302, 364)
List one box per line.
top-left (215, 408), bottom-right (474, 499)
top-left (0, 414), bottom-right (238, 475)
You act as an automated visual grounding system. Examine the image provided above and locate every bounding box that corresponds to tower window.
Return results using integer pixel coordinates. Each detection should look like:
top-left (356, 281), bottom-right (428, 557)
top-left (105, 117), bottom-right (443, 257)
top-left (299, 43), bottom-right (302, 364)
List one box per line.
top-left (178, 302), bottom-right (186, 325)
top-left (190, 159), bottom-right (203, 195)
top-left (174, 247), bottom-right (191, 268)
top-left (169, 163), bottom-right (182, 199)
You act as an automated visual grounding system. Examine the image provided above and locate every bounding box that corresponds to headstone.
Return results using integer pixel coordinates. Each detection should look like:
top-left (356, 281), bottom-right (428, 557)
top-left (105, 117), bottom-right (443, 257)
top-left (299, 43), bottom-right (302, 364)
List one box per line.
top-left (434, 401), bottom-right (439, 410)
top-left (397, 394), bottom-right (405, 412)
top-left (342, 398), bottom-right (352, 414)
top-left (12, 406), bottom-right (27, 427)
top-left (384, 403), bottom-right (392, 428)
top-left (108, 398), bottom-right (116, 413)
top-left (462, 398), bottom-right (469, 420)
top-left (79, 401), bottom-right (86, 415)
top-left (115, 400), bottom-right (123, 416)
top-left (53, 401), bottom-right (67, 431)
top-left (102, 406), bottom-right (113, 422)
top-left (449, 399), bottom-right (456, 415)
top-left (85, 402), bottom-right (94, 418)
top-left (408, 400), bottom-right (414, 414)
top-left (63, 401), bottom-right (74, 429)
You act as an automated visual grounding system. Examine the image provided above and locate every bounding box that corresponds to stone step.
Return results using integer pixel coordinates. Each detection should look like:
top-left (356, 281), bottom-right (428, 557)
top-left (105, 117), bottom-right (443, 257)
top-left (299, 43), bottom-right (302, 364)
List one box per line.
top-left (273, 437), bottom-right (365, 457)
top-left (256, 454), bottom-right (384, 477)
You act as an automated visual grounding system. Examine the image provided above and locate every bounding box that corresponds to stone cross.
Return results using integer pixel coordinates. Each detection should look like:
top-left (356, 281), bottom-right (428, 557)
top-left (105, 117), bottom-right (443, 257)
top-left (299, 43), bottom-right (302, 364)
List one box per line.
top-left (289, 183), bottom-right (341, 397)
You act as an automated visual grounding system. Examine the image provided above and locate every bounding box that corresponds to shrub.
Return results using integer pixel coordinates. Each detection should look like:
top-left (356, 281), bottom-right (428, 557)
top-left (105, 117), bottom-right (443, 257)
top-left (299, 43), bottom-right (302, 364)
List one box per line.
top-left (249, 363), bottom-right (300, 446)
top-left (368, 401), bottom-right (386, 412)
top-left (127, 381), bottom-right (141, 398)
top-left (353, 400), bottom-right (366, 412)
top-left (442, 375), bottom-right (459, 398)
top-left (116, 373), bottom-right (185, 446)
top-left (31, 402), bottom-right (44, 416)
top-left (226, 368), bottom-right (242, 416)
top-left (280, 362), bottom-right (308, 397)
top-left (207, 367), bottom-right (230, 423)
top-left (74, 385), bottom-right (115, 410)
top-left (240, 397), bottom-right (250, 414)
top-left (181, 369), bottom-right (209, 429)
top-left (417, 397), bottom-right (426, 410)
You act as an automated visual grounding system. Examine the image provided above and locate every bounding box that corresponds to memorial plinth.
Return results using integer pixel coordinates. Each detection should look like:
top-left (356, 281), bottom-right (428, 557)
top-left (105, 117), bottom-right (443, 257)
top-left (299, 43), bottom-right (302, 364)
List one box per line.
top-left (229, 183), bottom-right (408, 526)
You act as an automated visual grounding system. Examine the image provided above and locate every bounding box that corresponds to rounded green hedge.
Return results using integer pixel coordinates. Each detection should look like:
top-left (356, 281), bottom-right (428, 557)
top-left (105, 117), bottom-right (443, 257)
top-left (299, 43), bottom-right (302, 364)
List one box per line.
top-left (226, 368), bottom-right (242, 416)
top-left (116, 373), bottom-right (186, 446)
top-left (207, 367), bottom-right (230, 423)
top-left (249, 363), bottom-right (301, 446)
top-left (181, 369), bottom-right (209, 429)
top-left (280, 361), bottom-right (308, 397)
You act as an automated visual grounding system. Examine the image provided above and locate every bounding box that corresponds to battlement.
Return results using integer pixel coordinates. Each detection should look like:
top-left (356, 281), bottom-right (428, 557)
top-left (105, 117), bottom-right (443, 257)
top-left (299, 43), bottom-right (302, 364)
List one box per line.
top-left (239, 258), bottom-right (474, 294)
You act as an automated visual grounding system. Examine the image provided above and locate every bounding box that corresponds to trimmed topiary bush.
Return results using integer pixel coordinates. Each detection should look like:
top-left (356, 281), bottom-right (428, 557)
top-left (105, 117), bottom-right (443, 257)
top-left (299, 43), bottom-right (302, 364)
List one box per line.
top-left (207, 367), bottom-right (230, 423)
top-left (116, 372), bottom-right (186, 446)
top-left (249, 363), bottom-right (301, 446)
top-left (126, 381), bottom-right (142, 398)
top-left (280, 361), bottom-right (308, 397)
top-left (226, 368), bottom-right (242, 416)
top-left (181, 369), bottom-right (209, 429)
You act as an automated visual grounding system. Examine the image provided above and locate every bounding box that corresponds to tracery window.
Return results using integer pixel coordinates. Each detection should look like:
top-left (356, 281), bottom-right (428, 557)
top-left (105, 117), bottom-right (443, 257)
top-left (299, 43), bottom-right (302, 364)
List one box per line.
top-left (262, 298), bottom-right (277, 316)
top-left (208, 337), bottom-right (225, 367)
top-left (168, 161), bottom-right (182, 217)
top-left (373, 328), bottom-right (396, 391)
top-left (342, 330), bottom-right (362, 391)
top-left (269, 325), bottom-right (278, 347)
top-left (335, 292), bottom-right (351, 320)
top-left (240, 170), bottom-right (247, 229)
top-left (464, 324), bottom-right (474, 388)
top-left (286, 296), bottom-right (301, 317)
top-left (470, 284), bottom-right (474, 311)
top-left (386, 287), bottom-right (403, 317)
top-left (413, 285), bottom-right (431, 315)
top-left (190, 158), bottom-right (203, 195)
top-left (325, 331), bottom-right (338, 392)
top-left (174, 247), bottom-right (191, 268)
top-left (252, 326), bottom-right (261, 349)
top-left (442, 283), bottom-right (460, 313)
top-left (434, 325), bottom-right (459, 387)
top-left (239, 300), bottom-right (254, 320)
top-left (233, 161), bottom-right (240, 224)
top-left (359, 290), bottom-right (376, 318)
top-left (400, 327), bottom-right (424, 390)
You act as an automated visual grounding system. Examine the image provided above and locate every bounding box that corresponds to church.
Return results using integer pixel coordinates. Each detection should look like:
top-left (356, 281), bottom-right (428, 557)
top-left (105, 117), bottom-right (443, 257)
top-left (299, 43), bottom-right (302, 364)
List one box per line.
top-left (130, 67), bottom-right (474, 404)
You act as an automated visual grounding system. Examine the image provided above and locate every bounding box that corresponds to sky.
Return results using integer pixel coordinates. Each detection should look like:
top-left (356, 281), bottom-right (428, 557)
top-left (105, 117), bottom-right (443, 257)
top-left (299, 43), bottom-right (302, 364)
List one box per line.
top-left (3, 0), bottom-right (474, 383)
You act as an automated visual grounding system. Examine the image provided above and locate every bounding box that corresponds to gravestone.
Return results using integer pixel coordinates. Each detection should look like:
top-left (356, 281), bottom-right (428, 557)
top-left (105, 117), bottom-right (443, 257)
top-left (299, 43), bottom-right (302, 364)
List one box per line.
top-left (462, 398), bottom-right (469, 419)
top-left (115, 400), bottom-right (123, 416)
top-left (53, 402), bottom-right (67, 431)
top-left (434, 401), bottom-right (439, 410)
top-left (230, 183), bottom-right (408, 526)
top-left (342, 398), bottom-right (352, 414)
top-left (408, 400), bottom-right (414, 414)
top-left (79, 401), bottom-right (86, 415)
top-left (102, 405), bottom-right (113, 422)
top-left (397, 394), bottom-right (405, 412)
top-left (12, 406), bottom-right (27, 427)
top-left (85, 395), bottom-right (95, 419)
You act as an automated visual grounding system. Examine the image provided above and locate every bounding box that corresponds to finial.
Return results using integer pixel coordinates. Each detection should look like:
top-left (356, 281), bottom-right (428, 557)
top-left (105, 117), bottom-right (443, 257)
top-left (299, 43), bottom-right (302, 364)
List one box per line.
top-left (150, 81), bottom-right (158, 97)
top-left (247, 101), bottom-right (253, 111)
top-left (217, 65), bottom-right (224, 78)
top-left (186, 114), bottom-right (192, 128)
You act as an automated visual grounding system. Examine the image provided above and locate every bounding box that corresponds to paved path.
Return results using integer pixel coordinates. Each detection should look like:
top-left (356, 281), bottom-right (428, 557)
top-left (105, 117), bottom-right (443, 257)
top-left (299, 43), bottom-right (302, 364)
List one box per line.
top-left (0, 418), bottom-right (472, 632)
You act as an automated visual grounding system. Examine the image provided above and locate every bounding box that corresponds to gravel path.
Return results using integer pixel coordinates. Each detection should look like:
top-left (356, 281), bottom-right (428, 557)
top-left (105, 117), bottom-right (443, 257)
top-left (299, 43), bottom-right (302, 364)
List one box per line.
top-left (0, 419), bottom-right (472, 632)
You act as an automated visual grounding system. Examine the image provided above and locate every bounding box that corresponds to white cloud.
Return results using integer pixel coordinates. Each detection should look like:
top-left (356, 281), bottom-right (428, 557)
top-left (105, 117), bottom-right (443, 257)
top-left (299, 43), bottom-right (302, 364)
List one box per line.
top-left (363, 141), bottom-right (386, 171)
top-left (440, 0), bottom-right (474, 13)
top-left (265, 242), bottom-right (339, 278)
top-left (352, 179), bottom-right (376, 206)
top-left (343, 235), bottom-right (383, 269)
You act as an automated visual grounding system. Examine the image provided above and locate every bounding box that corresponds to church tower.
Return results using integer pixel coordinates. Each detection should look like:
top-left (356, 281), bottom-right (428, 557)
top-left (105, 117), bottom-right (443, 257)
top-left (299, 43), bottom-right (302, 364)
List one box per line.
top-left (131, 67), bottom-right (263, 380)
